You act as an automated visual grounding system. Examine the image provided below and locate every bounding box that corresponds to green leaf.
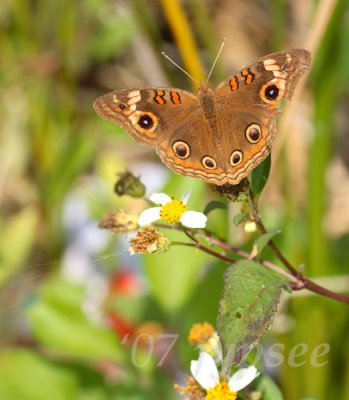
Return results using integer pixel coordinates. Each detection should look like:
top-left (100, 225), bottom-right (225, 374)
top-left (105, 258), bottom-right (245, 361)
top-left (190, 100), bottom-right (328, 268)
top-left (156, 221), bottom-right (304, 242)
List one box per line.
top-left (251, 155), bottom-right (271, 197)
top-left (144, 244), bottom-right (209, 312)
top-left (28, 302), bottom-right (125, 362)
top-left (27, 279), bottom-right (125, 363)
top-left (255, 374), bottom-right (284, 400)
top-left (0, 349), bottom-right (78, 400)
top-left (217, 260), bottom-right (289, 374)
top-left (233, 212), bottom-right (249, 226)
top-left (252, 230), bottom-right (281, 257)
top-left (203, 200), bottom-right (227, 215)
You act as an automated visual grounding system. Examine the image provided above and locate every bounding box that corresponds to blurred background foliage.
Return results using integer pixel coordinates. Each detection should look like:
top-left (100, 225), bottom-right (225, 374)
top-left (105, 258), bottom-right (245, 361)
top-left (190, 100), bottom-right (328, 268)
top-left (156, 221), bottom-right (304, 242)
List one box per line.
top-left (0, 0), bottom-right (349, 399)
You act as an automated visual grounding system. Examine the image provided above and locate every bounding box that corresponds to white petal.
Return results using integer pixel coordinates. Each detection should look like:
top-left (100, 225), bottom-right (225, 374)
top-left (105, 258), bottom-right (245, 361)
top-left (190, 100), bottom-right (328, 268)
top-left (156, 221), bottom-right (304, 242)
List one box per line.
top-left (228, 366), bottom-right (259, 392)
top-left (180, 211), bottom-right (207, 228)
top-left (149, 193), bottom-right (171, 205)
top-left (190, 352), bottom-right (219, 390)
top-left (138, 207), bottom-right (161, 226)
top-left (181, 190), bottom-right (192, 204)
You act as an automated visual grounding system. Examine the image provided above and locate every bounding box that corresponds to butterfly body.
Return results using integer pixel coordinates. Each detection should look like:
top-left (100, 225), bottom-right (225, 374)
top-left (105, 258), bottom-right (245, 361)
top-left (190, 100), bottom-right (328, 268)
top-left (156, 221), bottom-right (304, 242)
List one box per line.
top-left (94, 49), bottom-right (311, 185)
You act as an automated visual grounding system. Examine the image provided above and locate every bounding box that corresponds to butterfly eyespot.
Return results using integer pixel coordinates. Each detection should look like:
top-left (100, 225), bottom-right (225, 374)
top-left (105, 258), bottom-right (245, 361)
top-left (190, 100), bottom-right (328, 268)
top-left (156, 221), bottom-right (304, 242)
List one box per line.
top-left (230, 150), bottom-right (243, 166)
top-left (118, 103), bottom-right (126, 110)
top-left (173, 141), bottom-right (190, 159)
top-left (246, 124), bottom-right (262, 143)
top-left (264, 84), bottom-right (279, 100)
top-left (138, 114), bottom-right (154, 129)
top-left (202, 156), bottom-right (217, 169)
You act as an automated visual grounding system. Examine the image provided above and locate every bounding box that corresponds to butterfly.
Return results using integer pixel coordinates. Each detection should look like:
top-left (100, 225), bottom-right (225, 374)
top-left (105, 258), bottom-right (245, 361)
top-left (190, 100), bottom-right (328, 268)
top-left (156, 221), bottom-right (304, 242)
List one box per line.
top-left (94, 49), bottom-right (311, 186)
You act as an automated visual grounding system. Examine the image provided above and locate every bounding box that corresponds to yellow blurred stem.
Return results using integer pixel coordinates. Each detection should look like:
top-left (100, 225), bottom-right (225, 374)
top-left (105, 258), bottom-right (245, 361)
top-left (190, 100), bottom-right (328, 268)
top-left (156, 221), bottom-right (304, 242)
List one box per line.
top-left (160, 0), bottom-right (206, 88)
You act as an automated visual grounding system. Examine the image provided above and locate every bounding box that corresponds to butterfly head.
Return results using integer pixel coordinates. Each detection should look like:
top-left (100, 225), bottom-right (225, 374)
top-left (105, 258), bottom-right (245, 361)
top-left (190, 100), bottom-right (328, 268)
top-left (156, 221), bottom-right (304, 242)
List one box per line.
top-left (197, 81), bottom-right (212, 96)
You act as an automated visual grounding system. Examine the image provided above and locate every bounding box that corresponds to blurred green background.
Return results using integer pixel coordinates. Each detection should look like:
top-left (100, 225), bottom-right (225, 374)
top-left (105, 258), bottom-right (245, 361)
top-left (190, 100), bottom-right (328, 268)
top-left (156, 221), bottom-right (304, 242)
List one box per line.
top-left (1, 0), bottom-right (349, 399)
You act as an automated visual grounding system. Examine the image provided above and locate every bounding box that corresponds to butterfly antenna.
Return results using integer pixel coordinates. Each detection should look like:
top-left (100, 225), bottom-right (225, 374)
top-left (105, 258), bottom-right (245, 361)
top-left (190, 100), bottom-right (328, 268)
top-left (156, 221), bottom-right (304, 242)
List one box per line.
top-left (161, 52), bottom-right (199, 84)
top-left (206, 38), bottom-right (227, 82)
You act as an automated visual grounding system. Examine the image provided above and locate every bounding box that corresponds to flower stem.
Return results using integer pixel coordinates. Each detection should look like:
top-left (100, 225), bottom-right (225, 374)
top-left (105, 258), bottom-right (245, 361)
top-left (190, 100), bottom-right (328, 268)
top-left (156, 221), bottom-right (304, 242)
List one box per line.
top-left (248, 187), bottom-right (299, 276)
top-left (302, 279), bottom-right (349, 304)
top-left (246, 186), bottom-right (349, 304)
top-left (183, 230), bottom-right (237, 264)
top-left (172, 240), bottom-right (235, 263)
top-left (153, 210), bottom-right (349, 305)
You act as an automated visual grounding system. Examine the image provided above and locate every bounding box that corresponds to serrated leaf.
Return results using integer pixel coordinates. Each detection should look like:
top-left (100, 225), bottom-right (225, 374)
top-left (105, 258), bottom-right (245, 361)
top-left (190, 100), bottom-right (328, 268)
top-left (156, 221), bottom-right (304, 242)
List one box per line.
top-left (233, 212), bottom-right (249, 226)
top-left (255, 375), bottom-right (284, 400)
top-left (252, 230), bottom-right (281, 257)
top-left (203, 200), bottom-right (227, 215)
top-left (217, 260), bottom-right (289, 374)
top-left (251, 155), bottom-right (271, 197)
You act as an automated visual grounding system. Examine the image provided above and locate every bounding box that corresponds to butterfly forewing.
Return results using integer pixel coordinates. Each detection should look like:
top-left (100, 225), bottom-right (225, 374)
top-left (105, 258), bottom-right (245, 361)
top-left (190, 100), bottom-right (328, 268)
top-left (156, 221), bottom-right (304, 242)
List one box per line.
top-left (93, 87), bottom-right (199, 146)
top-left (214, 49), bottom-right (311, 113)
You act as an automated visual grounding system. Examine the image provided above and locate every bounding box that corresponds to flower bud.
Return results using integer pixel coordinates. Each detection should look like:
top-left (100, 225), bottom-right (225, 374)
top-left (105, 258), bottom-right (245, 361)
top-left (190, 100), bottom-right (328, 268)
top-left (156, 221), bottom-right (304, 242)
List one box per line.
top-left (188, 322), bottom-right (222, 361)
top-left (114, 171), bottom-right (145, 198)
top-left (188, 322), bottom-right (215, 345)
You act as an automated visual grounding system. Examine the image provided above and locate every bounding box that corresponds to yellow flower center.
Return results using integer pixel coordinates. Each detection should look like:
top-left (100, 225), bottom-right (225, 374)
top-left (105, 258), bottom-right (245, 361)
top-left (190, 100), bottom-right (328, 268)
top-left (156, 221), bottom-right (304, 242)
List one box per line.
top-left (206, 381), bottom-right (237, 400)
top-left (160, 199), bottom-right (187, 223)
top-left (188, 322), bottom-right (214, 345)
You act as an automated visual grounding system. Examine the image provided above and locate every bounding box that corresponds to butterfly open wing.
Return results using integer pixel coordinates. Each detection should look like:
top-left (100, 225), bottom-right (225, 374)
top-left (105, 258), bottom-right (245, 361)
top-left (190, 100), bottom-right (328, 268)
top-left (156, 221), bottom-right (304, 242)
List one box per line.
top-left (94, 49), bottom-right (311, 186)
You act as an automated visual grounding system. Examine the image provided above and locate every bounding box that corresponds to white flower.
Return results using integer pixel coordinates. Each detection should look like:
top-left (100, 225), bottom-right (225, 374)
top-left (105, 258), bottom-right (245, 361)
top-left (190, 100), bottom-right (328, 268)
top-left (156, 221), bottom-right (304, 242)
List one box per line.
top-left (190, 352), bottom-right (259, 398)
top-left (138, 191), bottom-right (207, 229)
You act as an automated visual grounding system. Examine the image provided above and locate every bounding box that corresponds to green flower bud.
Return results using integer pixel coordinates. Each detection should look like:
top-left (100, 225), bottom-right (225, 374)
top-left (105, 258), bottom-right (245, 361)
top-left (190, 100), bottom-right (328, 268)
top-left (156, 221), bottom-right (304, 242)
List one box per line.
top-left (114, 171), bottom-right (145, 198)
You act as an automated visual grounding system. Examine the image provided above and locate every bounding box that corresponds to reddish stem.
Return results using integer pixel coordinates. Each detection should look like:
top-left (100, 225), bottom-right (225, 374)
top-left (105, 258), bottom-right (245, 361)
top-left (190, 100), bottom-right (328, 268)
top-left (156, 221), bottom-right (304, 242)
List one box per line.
top-left (302, 279), bottom-right (349, 304)
top-left (153, 222), bottom-right (349, 305)
top-left (247, 188), bottom-right (349, 305)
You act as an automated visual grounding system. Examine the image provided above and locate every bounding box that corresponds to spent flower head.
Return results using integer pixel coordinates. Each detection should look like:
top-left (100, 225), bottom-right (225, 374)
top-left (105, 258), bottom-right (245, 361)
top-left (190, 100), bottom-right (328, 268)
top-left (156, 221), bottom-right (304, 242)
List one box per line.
top-left (138, 191), bottom-right (207, 228)
top-left (129, 226), bottom-right (170, 255)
